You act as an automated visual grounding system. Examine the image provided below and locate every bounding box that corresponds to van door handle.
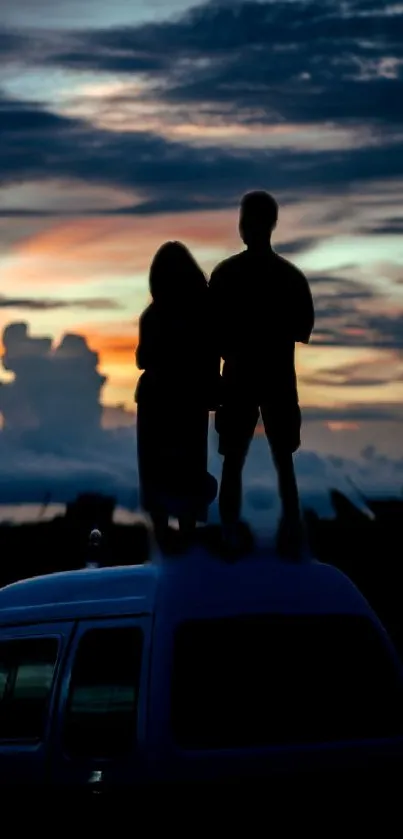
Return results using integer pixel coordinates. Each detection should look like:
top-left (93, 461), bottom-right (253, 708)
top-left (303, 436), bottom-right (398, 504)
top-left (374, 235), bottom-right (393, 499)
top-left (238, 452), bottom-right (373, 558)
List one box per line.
top-left (87, 769), bottom-right (105, 795)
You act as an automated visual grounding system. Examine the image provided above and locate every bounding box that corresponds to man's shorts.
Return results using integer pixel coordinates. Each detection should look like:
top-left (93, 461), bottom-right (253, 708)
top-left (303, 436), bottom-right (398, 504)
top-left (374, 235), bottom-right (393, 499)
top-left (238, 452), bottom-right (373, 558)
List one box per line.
top-left (215, 398), bottom-right (301, 458)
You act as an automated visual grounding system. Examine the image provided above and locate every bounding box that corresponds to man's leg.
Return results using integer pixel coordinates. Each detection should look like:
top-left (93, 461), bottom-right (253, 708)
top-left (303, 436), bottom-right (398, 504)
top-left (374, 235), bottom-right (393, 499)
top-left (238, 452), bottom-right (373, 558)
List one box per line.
top-left (271, 447), bottom-right (301, 525)
top-left (219, 451), bottom-right (247, 527)
top-left (217, 403), bottom-right (259, 534)
top-left (261, 404), bottom-right (303, 557)
top-left (270, 447), bottom-right (304, 558)
top-left (261, 401), bottom-right (301, 523)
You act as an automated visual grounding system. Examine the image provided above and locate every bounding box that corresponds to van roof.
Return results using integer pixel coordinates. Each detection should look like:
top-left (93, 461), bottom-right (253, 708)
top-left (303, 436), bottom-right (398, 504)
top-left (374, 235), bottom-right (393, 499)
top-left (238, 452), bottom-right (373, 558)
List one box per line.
top-left (0, 547), bottom-right (377, 628)
top-left (0, 562), bottom-right (158, 625)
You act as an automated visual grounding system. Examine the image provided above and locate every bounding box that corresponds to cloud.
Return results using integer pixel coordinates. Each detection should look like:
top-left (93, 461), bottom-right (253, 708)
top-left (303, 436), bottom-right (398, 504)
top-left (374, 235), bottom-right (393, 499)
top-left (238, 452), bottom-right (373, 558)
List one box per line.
top-left (0, 295), bottom-right (121, 311)
top-left (363, 313), bottom-right (403, 350)
top-left (0, 319), bottom-right (138, 505)
top-left (5, 0), bottom-right (402, 131)
top-left (1, 0), bottom-right (403, 216)
top-left (302, 358), bottom-right (402, 388)
top-left (2, 89), bottom-right (403, 215)
top-left (0, 31), bottom-right (25, 59)
top-left (275, 237), bottom-right (320, 257)
top-left (359, 217), bottom-right (403, 235)
top-left (0, 397), bottom-right (402, 521)
top-left (0, 321), bottom-right (106, 445)
top-left (0, 318), bottom-right (402, 524)
top-left (1, 0), bottom-right (199, 30)
top-left (303, 402), bottom-right (403, 423)
top-left (0, 430), bottom-right (139, 507)
top-left (0, 93), bottom-right (245, 209)
top-left (309, 272), bottom-right (403, 348)
top-left (212, 431), bottom-right (403, 526)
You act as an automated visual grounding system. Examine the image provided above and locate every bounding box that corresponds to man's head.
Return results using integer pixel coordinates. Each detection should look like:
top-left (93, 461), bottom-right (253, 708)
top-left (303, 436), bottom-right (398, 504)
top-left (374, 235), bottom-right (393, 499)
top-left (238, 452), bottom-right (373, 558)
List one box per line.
top-left (239, 190), bottom-right (278, 247)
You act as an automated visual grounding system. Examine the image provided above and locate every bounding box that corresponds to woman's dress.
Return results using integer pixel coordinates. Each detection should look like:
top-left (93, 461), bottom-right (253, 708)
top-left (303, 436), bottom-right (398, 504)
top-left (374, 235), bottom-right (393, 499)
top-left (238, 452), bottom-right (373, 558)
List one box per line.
top-left (136, 301), bottom-right (219, 521)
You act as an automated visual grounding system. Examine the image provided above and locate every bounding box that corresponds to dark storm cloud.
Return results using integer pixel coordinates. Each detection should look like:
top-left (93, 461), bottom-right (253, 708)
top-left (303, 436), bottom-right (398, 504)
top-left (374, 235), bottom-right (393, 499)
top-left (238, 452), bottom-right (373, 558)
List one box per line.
top-left (305, 273), bottom-right (403, 349)
top-left (275, 237), bottom-right (320, 257)
top-left (309, 273), bottom-right (375, 304)
top-left (3, 0), bottom-right (402, 129)
top-left (1, 1), bottom-right (403, 216)
top-left (1, 0), bottom-right (403, 131)
top-left (0, 30), bottom-right (25, 58)
top-left (364, 313), bottom-right (403, 350)
top-left (312, 374), bottom-right (391, 388)
top-left (303, 403), bottom-right (403, 423)
top-left (359, 218), bottom-right (403, 235)
top-left (52, 41), bottom-right (165, 74)
top-left (311, 309), bottom-right (403, 349)
top-left (309, 276), bottom-right (374, 297)
top-left (0, 295), bottom-right (121, 311)
top-left (0, 0), bottom-right (402, 211)
top-left (301, 359), bottom-right (402, 388)
top-left (2, 91), bottom-right (403, 214)
top-left (1, 96), bottom-right (67, 132)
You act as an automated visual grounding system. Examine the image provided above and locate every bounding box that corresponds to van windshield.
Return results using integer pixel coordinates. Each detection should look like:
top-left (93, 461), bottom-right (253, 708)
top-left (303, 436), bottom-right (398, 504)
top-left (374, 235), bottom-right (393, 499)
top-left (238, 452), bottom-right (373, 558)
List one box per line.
top-left (172, 614), bottom-right (403, 749)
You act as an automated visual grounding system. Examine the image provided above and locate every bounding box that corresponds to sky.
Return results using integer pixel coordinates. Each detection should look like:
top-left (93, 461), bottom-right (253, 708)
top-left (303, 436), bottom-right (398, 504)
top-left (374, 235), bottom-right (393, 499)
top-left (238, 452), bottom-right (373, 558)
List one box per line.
top-left (0, 0), bottom-right (403, 517)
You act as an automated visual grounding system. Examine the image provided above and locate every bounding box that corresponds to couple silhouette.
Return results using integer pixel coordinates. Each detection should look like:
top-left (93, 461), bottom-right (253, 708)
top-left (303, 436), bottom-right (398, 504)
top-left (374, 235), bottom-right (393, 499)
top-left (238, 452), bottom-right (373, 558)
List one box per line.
top-left (135, 191), bottom-right (314, 557)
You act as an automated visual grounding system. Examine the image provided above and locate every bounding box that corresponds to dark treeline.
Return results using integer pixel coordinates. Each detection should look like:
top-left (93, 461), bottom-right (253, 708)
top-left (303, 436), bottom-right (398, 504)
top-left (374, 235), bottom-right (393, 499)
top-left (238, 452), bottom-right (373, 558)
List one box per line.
top-left (306, 491), bottom-right (403, 659)
top-left (0, 494), bottom-right (150, 585)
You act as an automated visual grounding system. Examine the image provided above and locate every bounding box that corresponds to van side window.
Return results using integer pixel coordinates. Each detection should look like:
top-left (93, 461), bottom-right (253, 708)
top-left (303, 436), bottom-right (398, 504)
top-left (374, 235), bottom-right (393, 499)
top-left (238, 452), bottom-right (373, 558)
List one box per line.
top-left (0, 638), bottom-right (59, 742)
top-left (63, 626), bottom-right (142, 759)
top-left (172, 614), bottom-right (403, 749)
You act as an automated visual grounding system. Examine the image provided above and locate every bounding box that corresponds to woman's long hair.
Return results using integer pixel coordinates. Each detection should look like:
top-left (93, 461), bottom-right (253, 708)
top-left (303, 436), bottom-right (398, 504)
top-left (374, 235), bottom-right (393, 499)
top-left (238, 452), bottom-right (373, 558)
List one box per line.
top-left (149, 241), bottom-right (207, 307)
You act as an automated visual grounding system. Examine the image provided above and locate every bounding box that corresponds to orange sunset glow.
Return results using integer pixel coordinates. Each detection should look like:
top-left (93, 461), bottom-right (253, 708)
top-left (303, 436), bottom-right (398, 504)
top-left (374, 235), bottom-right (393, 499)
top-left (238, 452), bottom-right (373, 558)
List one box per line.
top-left (2, 204), bottom-right (403, 429)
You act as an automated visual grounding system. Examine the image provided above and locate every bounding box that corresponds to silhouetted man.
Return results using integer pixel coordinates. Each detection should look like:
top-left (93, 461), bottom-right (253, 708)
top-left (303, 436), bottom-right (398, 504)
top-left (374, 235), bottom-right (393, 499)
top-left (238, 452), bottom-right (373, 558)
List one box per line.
top-left (209, 191), bottom-right (314, 555)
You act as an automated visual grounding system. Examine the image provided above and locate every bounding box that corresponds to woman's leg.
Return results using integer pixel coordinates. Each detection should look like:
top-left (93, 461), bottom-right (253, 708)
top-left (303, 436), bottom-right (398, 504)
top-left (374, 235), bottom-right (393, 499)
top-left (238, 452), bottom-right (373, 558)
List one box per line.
top-left (219, 451), bottom-right (245, 528)
top-left (137, 386), bottom-right (169, 539)
top-left (176, 405), bottom-right (210, 526)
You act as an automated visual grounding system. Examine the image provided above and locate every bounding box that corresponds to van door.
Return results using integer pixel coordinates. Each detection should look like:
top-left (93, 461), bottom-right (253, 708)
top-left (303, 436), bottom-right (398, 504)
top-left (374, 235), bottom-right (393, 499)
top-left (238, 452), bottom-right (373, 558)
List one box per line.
top-left (0, 622), bottom-right (75, 785)
top-left (50, 616), bottom-right (150, 793)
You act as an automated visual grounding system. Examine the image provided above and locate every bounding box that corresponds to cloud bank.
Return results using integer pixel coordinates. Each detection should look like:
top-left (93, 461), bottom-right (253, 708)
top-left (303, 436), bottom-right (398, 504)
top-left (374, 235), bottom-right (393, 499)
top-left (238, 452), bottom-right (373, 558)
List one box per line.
top-left (1, 0), bottom-right (403, 215)
top-left (0, 320), bottom-right (402, 520)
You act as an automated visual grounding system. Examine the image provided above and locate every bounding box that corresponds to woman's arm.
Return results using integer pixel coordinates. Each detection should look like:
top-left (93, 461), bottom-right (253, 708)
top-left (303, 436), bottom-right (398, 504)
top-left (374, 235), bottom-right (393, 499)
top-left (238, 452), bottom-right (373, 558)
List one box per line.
top-left (135, 306), bottom-right (156, 370)
top-left (205, 284), bottom-right (223, 408)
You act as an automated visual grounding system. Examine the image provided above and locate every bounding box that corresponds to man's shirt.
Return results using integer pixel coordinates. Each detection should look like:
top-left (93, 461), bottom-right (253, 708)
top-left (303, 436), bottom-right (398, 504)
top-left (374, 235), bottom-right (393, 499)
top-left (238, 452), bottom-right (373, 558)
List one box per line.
top-left (209, 246), bottom-right (314, 402)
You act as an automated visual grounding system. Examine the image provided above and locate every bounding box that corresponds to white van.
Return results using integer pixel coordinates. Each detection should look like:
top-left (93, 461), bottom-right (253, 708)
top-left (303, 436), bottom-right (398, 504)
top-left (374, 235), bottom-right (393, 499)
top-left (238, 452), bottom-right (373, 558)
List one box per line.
top-left (0, 544), bottom-right (402, 792)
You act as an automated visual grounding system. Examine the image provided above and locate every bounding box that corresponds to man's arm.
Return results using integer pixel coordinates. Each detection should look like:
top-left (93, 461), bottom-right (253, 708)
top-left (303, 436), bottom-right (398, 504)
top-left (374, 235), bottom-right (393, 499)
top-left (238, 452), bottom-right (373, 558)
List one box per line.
top-left (294, 270), bottom-right (315, 344)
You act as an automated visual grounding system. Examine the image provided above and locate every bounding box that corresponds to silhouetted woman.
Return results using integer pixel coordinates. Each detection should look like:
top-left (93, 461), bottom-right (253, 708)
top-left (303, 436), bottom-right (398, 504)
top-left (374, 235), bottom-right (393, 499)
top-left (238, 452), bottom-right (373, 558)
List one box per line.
top-left (135, 241), bottom-right (219, 542)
